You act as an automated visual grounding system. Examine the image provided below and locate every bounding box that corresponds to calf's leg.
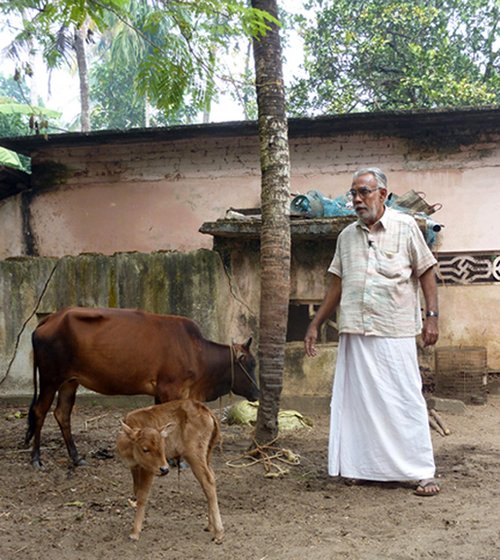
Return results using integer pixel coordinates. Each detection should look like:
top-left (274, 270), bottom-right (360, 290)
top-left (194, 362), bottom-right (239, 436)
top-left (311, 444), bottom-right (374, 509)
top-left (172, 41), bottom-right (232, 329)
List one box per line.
top-left (187, 457), bottom-right (224, 544)
top-left (129, 466), bottom-right (155, 540)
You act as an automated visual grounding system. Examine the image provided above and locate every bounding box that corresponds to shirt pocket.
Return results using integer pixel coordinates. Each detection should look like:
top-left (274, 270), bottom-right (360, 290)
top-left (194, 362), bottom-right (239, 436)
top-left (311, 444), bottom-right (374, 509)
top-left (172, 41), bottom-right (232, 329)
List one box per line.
top-left (376, 250), bottom-right (404, 278)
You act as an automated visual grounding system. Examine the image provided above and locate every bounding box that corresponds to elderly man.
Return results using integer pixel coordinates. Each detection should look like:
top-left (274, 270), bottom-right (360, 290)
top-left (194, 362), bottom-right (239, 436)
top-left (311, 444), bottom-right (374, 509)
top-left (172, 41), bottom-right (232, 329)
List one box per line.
top-left (304, 167), bottom-right (440, 496)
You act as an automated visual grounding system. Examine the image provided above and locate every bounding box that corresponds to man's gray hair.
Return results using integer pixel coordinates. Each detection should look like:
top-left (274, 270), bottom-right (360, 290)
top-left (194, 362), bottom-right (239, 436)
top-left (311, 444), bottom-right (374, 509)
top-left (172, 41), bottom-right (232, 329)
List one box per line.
top-left (353, 167), bottom-right (387, 190)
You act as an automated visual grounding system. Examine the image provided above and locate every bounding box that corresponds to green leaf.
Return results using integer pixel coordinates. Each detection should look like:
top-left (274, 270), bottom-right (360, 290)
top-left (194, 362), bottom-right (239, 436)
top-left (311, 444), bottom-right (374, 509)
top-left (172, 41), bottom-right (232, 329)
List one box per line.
top-left (0, 146), bottom-right (24, 170)
top-left (0, 101), bottom-right (61, 119)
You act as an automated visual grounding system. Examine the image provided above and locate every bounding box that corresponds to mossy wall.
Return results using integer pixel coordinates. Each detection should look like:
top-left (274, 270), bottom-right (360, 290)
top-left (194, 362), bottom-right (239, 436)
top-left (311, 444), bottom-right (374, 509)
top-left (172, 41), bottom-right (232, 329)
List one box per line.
top-left (283, 342), bottom-right (336, 398)
top-left (0, 249), bottom-right (257, 396)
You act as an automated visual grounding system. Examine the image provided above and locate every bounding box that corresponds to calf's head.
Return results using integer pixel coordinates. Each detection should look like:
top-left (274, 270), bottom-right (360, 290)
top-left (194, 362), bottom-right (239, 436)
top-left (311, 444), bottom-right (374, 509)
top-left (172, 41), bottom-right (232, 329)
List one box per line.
top-left (118, 421), bottom-right (176, 476)
top-left (232, 337), bottom-right (259, 402)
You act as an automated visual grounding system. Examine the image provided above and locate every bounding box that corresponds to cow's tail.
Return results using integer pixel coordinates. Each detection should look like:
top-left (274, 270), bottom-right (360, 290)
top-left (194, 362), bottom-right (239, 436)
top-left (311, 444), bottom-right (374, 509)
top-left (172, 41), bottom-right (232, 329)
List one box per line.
top-left (24, 331), bottom-right (39, 446)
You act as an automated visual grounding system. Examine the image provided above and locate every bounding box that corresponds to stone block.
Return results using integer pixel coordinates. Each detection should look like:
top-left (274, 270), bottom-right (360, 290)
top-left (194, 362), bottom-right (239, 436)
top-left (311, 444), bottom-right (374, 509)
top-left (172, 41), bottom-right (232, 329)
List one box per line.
top-left (426, 396), bottom-right (467, 414)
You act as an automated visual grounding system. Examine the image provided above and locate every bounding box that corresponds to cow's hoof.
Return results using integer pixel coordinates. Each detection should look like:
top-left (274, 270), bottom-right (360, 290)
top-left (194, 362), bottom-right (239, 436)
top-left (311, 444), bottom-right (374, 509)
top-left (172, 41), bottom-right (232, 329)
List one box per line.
top-left (73, 457), bottom-right (88, 467)
top-left (31, 459), bottom-right (43, 470)
top-left (129, 533), bottom-right (140, 541)
top-left (213, 535), bottom-right (224, 545)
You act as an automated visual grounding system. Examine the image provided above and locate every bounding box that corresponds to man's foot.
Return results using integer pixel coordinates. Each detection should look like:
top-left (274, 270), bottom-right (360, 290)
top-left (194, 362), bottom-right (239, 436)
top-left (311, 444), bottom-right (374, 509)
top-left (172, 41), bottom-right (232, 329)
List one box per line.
top-left (414, 478), bottom-right (440, 496)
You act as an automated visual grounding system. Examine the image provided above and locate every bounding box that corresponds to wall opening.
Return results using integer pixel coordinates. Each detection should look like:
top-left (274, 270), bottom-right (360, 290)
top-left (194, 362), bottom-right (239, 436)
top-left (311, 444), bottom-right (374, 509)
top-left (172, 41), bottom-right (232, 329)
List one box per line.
top-left (286, 301), bottom-right (338, 343)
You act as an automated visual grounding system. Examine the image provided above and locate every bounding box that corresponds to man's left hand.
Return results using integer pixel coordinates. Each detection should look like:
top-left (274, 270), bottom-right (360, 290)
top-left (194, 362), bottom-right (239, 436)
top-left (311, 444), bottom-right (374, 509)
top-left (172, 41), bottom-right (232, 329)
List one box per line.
top-left (422, 317), bottom-right (439, 346)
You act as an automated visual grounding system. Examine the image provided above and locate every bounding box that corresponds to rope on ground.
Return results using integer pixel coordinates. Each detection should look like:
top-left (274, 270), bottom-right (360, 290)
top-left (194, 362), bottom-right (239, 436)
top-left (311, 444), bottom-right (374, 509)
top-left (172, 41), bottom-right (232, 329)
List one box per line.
top-left (226, 437), bottom-right (301, 478)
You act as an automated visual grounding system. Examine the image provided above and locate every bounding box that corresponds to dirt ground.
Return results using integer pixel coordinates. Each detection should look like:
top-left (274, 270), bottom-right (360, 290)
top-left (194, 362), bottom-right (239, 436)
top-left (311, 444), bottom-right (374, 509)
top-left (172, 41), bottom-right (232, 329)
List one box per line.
top-left (0, 394), bottom-right (499, 560)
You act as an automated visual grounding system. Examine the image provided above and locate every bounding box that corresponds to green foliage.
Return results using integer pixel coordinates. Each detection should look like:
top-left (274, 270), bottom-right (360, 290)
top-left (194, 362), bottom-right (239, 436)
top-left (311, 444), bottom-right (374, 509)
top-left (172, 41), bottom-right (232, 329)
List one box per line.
top-left (0, 100), bottom-right (59, 118)
top-left (0, 99), bottom-right (61, 137)
top-left (0, 110), bottom-right (25, 137)
top-left (1, 0), bottom-right (128, 34)
top-left (90, 62), bottom-right (145, 129)
top-left (1, 0), bottom-right (279, 128)
top-left (289, 0), bottom-right (499, 115)
top-left (0, 74), bottom-right (26, 103)
top-left (90, 55), bottom-right (197, 128)
top-left (0, 76), bottom-right (26, 136)
top-left (129, 1), bottom-right (277, 115)
top-left (227, 59), bottom-right (259, 120)
top-left (216, 3), bottom-right (294, 121)
top-left (89, 0), bottom-right (213, 126)
top-left (0, 75), bottom-right (61, 137)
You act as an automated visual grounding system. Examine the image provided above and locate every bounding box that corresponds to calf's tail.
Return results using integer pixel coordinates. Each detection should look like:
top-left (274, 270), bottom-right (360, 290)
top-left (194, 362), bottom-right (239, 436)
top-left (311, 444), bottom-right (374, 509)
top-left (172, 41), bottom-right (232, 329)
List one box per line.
top-left (208, 411), bottom-right (222, 457)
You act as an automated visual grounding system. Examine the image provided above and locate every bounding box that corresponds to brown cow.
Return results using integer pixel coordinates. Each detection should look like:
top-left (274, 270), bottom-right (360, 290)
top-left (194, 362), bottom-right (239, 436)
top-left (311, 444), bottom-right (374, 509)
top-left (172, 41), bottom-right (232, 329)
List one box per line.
top-left (116, 399), bottom-right (224, 543)
top-left (25, 306), bottom-right (258, 468)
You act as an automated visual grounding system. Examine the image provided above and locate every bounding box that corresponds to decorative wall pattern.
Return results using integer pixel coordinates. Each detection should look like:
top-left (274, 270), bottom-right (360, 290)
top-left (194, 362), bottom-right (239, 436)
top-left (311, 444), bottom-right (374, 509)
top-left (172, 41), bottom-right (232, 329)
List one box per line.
top-left (437, 253), bottom-right (500, 285)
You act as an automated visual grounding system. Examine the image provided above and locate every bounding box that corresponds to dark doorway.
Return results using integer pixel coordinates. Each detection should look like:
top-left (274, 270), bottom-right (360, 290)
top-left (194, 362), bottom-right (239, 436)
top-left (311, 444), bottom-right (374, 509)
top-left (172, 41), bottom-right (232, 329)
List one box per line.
top-left (286, 301), bottom-right (338, 343)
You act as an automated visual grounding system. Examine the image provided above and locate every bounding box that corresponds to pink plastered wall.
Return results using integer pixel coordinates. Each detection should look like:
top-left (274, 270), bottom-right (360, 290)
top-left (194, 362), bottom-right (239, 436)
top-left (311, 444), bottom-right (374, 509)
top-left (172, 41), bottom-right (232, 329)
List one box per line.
top-left (8, 130), bottom-right (497, 258)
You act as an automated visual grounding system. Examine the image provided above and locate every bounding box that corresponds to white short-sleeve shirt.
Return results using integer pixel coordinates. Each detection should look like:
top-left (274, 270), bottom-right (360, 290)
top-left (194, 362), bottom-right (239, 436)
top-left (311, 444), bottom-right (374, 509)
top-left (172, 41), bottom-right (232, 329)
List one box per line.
top-left (328, 206), bottom-right (437, 337)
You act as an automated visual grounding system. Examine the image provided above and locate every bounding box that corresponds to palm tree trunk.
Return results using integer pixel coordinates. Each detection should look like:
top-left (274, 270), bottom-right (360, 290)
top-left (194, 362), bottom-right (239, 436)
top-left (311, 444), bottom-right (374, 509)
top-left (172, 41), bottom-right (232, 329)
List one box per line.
top-left (74, 19), bottom-right (91, 132)
top-left (251, 0), bottom-right (291, 444)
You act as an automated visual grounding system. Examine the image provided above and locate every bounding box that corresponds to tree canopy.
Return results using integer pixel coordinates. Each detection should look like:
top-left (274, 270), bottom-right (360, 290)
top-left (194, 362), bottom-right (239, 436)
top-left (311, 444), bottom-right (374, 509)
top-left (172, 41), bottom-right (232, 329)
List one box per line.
top-left (0, 0), bottom-right (277, 132)
top-left (288, 0), bottom-right (499, 115)
top-left (1, 0), bottom-right (499, 133)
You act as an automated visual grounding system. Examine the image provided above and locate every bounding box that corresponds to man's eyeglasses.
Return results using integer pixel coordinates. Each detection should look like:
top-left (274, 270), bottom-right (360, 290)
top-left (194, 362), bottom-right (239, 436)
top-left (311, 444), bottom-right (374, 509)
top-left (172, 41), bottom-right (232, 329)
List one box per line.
top-left (346, 187), bottom-right (380, 199)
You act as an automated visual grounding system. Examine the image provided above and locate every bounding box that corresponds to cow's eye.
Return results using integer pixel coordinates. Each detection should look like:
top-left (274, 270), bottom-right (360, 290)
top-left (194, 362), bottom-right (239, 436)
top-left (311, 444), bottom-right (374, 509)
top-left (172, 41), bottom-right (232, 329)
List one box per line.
top-left (142, 447), bottom-right (150, 453)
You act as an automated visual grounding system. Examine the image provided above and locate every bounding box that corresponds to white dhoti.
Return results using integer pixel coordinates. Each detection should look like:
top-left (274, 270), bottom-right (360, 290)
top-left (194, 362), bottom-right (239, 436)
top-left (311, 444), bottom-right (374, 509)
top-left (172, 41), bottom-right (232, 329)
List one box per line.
top-left (328, 334), bottom-right (435, 481)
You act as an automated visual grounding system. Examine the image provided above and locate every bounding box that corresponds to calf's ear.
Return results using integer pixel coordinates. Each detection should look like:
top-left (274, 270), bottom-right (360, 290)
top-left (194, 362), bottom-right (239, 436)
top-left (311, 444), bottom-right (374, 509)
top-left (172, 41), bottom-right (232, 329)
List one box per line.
top-left (120, 421), bottom-right (139, 440)
top-left (160, 421), bottom-right (177, 439)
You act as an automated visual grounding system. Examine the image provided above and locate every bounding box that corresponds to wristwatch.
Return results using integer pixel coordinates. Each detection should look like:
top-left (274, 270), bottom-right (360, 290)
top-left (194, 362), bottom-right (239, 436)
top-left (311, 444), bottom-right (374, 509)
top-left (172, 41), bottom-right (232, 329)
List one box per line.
top-left (426, 310), bottom-right (439, 318)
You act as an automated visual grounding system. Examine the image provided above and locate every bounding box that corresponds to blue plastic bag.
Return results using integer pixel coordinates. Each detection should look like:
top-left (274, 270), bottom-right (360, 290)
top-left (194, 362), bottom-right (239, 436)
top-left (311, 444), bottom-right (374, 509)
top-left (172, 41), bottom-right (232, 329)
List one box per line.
top-left (290, 190), bottom-right (355, 218)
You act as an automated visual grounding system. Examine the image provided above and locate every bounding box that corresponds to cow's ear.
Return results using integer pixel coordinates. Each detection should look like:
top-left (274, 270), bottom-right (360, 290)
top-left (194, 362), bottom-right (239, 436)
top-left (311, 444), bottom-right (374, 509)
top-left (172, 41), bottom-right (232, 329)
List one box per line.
top-left (160, 422), bottom-right (176, 439)
top-left (243, 336), bottom-right (253, 351)
top-left (121, 421), bottom-right (138, 440)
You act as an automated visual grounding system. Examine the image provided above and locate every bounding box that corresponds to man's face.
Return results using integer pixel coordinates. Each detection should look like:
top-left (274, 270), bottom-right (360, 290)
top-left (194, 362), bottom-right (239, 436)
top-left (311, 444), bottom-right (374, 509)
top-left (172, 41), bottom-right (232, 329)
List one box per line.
top-left (350, 173), bottom-right (387, 226)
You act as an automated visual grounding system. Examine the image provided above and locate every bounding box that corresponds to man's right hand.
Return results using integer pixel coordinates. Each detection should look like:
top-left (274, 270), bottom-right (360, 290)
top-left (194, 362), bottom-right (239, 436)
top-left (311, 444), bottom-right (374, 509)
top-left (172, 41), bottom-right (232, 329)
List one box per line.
top-left (303, 274), bottom-right (342, 358)
top-left (304, 325), bottom-right (318, 357)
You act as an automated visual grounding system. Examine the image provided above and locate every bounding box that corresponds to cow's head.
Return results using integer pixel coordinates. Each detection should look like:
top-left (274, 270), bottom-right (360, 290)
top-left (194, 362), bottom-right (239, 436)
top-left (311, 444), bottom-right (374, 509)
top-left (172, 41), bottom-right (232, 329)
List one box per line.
top-left (232, 337), bottom-right (259, 402)
top-left (119, 421), bottom-right (176, 476)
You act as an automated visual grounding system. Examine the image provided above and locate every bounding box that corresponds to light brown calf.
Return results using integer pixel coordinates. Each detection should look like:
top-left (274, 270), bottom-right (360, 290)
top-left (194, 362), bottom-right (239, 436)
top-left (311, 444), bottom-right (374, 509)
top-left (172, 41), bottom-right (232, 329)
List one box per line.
top-left (116, 399), bottom-right (224, 543)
